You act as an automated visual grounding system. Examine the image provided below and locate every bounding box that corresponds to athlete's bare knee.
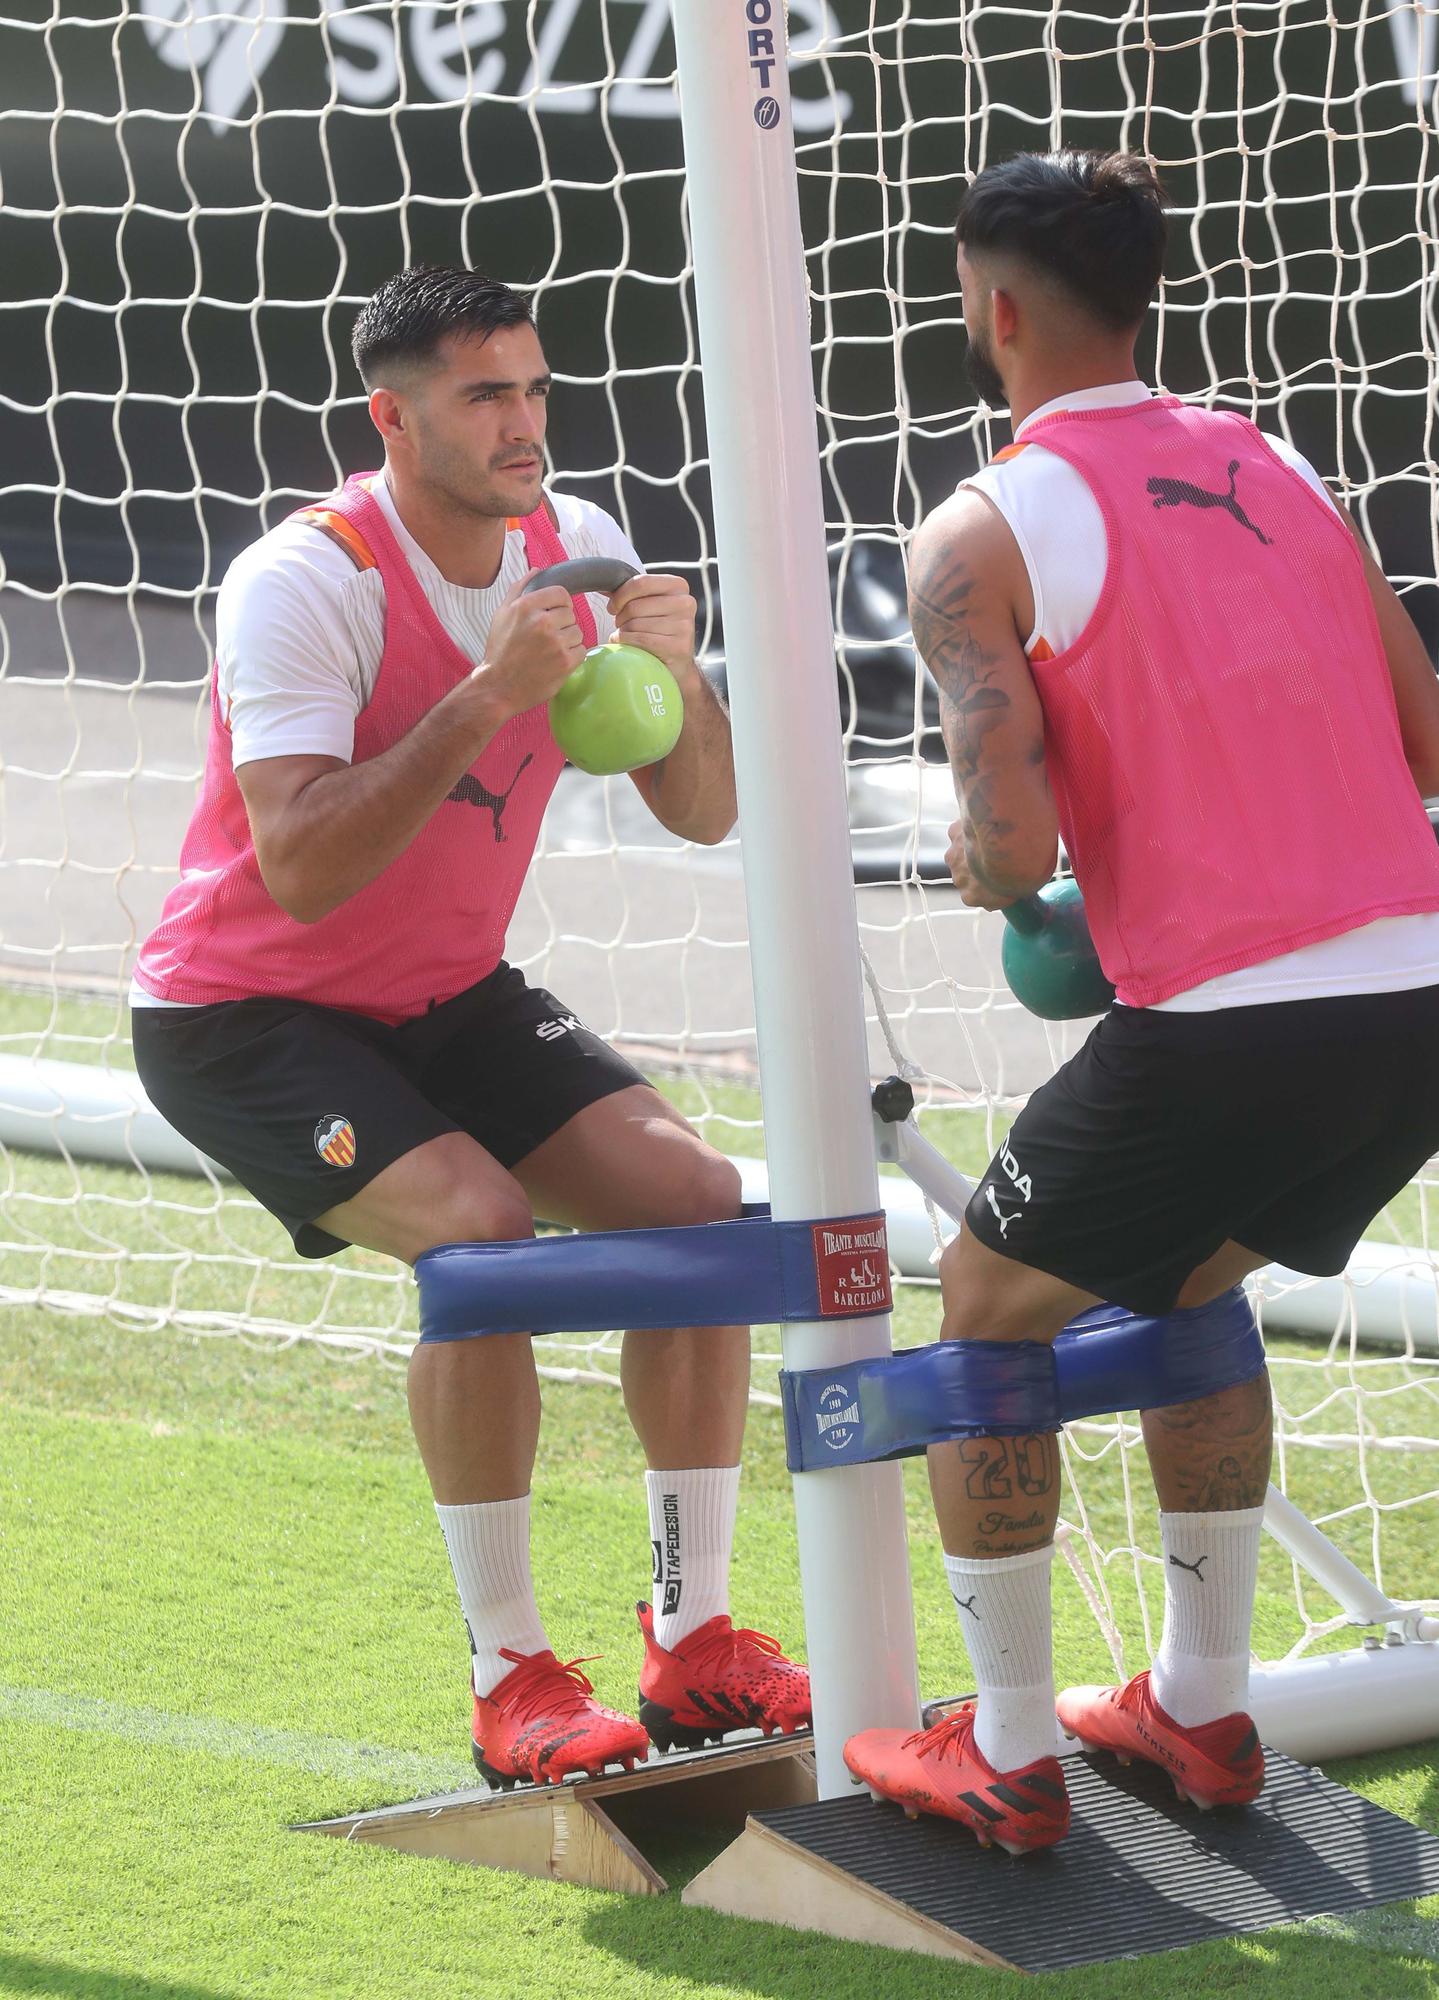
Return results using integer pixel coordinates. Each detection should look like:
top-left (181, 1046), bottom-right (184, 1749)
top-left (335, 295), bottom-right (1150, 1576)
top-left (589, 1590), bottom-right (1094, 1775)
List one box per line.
top-left (938, 1229), bottom-right (1096, 1342)
top-left (942, 1290), bottom-right (1039, 1341)
top-left (937, 1234), bottom-right (974, 1316)
top-left (428, 1189), bottom-right (534, 1250)
top-left (939, 1240), bottom-right (1026, 1339)
top-left (937, 1232), bottom-right (1021, 1331)
top-left (652, 1149), bottom-right (743, 1229)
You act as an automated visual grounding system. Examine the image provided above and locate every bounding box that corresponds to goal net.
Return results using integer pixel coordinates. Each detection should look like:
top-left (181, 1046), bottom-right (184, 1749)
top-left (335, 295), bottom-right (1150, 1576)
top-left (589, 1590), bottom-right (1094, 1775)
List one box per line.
top-left (3, 0), bottom-right (1438, 1696)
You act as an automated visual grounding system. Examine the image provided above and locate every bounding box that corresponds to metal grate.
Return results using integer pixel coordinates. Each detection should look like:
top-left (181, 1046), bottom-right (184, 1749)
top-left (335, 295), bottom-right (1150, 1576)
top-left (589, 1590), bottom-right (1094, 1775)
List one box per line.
top-left (755, 1752), bottom-right (1439, 1972)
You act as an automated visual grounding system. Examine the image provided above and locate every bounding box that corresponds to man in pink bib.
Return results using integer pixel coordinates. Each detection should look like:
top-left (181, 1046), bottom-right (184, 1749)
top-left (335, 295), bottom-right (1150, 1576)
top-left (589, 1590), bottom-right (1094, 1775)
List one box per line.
top-left (845, 152), bottom-right (1439, 1851)
top-left (132, 266), bottom-right (809, 1785)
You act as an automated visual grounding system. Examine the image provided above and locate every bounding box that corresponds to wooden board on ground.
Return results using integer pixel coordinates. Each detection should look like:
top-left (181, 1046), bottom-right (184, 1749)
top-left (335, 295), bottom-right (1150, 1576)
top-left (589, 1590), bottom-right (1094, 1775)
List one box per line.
top-left (294, 1731), bottom-right (815, 1896)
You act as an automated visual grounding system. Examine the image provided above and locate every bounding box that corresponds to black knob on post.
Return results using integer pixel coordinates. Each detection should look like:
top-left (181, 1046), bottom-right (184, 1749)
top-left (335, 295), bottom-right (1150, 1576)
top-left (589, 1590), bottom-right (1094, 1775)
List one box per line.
top-left (871, 1075), bottom-right (915, 1124)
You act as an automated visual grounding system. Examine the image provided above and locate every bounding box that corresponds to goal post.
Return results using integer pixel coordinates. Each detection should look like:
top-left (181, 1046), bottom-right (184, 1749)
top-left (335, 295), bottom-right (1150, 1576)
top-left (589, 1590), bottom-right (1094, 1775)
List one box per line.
top-left (669, 0), bottom-right (921, 1794)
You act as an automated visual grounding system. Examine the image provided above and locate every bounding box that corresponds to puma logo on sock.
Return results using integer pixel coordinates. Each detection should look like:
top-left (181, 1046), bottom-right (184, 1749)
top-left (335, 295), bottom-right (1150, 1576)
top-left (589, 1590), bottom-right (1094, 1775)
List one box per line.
top-left (1168, 1553), bottom-right (1209, 1581)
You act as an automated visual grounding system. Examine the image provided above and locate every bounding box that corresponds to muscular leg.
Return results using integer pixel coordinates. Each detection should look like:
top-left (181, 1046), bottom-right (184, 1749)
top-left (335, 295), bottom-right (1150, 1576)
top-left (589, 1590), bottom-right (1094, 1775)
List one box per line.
top-left (315, 1129), bottom-right (541, 1505)
top-left (920, 1230), bottom-right (1100, 1770)
top-left (929, 1234), bottom-right (1274, 1546)
top-left (1143, 1238), bottom-right (1274, 1513)
top-left (928, 1233), bottom-right (1099, 1560)
top-left (927, 1231), bottom-right (1276, 1765)
top-left (1140, 1239), bottom-right (1273, 1727)
top-left (515, 1084), bottom-right (751, 1651)
top-left (513, 1085), bottom-right (749, 1469)
top-left (315, 1131), bottom-right (552, 1695)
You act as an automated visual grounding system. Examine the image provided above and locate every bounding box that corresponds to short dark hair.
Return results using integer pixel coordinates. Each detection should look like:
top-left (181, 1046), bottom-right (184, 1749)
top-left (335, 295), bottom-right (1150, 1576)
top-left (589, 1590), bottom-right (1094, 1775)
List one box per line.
top-left (955, 151), bottom-right (1168, 331)
top-left (351, 265), bottom-right (534, 386)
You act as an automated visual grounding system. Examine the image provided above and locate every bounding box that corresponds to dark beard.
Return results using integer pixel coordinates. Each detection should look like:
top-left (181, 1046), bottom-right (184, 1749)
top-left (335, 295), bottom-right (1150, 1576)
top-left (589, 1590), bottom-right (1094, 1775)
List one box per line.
top-left (963, 336), bottom-right (1007, 408)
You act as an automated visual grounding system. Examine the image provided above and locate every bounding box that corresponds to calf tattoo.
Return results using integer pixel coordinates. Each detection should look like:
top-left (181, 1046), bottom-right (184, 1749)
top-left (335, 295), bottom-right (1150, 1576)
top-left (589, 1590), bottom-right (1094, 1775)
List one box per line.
top-left (959, 1434), bottom-right (1057, 1502)
top-left (978, 1510), bottom-right (1045, 1538)
top-left (1014, 1433), bottom-right (1055, 1496)
top-left (954, 1435), bottom-right (1059, 1554)
top-left (959, 1436), bottom-right (1014, 1500)
top-left (1142, 1372), bottom-right (1273, 1511)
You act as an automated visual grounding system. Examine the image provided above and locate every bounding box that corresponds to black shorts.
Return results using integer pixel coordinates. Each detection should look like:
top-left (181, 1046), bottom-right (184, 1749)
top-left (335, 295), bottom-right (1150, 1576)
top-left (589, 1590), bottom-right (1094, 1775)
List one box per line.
top-left (130, 964), bottom-right (647, 1257)
top-left (964, 983), bottom-right (1439, 1316)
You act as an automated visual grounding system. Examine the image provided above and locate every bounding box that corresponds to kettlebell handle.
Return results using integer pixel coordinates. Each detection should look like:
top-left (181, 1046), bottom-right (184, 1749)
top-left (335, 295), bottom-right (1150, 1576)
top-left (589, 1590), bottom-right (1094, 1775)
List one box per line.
top-left (521, 557), bottom-right (640, 598)
top-left (1001, 895), bottom-right (1048, 937)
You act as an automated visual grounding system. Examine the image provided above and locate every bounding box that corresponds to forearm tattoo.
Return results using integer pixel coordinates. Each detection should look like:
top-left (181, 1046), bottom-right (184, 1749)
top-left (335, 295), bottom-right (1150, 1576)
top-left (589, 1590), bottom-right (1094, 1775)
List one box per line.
top-left (909, 539), bottom-right (1043, 891)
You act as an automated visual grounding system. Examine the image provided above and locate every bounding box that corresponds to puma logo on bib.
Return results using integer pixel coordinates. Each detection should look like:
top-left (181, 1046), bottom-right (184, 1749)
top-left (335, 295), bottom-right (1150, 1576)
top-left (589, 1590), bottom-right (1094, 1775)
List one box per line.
top-left (448, 751), bottom-right (534, 841)
top-left (1145, 460), bottom-right (1271, 545)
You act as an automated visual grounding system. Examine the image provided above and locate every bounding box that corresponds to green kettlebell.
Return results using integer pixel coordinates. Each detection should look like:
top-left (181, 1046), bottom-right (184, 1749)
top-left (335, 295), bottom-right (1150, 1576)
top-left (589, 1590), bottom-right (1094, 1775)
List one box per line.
top-left (523, 557), bottom-right (685, 777)
top-left (1000, 878), bottom-right (1116, 1021)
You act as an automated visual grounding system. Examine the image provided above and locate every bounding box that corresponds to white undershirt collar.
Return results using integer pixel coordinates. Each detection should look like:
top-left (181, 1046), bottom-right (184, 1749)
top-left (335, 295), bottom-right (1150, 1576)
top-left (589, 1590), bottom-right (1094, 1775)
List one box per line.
top-left (1015, 380), bottom-right (1152, 438)
top-left (372, 471), bottom-right (514, 601)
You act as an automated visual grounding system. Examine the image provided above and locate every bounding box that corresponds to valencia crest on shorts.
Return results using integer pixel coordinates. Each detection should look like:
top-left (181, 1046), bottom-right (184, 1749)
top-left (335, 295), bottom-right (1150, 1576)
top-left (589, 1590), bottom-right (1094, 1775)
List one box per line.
top-left (314, 1114), bottom-right (356, 1168)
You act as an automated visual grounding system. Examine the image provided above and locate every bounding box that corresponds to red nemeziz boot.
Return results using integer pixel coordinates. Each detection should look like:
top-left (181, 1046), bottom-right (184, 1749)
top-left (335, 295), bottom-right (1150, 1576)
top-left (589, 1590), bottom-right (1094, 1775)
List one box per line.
top-left (471, 1646), bottom-right (650, 1788)
top-left (1057, 1670), bottom-right (1264, 1808)
top-left (844, 1703), bottom-right (1070, 1855)
top-left (636, 1601), bottom-right (812, 1751)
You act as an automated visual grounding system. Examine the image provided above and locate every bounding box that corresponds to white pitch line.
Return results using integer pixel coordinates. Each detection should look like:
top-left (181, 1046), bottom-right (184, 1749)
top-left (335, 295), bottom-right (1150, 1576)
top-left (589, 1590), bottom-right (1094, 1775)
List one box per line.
top-left (0, 1683), bottom-right (475, 1796)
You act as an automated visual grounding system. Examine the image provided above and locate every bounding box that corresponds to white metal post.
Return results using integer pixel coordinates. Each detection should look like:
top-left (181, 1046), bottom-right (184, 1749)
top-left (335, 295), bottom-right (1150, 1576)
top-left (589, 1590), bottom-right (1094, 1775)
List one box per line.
top-left (669, 0), bottom-right (922, 1793)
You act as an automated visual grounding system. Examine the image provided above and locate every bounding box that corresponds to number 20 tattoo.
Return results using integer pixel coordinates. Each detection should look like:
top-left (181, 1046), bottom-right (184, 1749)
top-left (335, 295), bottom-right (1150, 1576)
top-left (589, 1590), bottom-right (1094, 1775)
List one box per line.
top-left (958, 1432), bottom-right (1056, 1501)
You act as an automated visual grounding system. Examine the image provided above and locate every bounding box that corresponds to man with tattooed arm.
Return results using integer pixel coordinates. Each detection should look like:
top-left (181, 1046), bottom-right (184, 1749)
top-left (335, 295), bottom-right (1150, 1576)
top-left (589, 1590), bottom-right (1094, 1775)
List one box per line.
top-left (843, 150), bottom-right (1439, 1852)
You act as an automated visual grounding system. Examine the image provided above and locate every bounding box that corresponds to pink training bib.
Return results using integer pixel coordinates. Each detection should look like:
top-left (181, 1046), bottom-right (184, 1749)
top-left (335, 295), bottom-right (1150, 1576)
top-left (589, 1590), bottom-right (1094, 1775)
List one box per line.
top-left (1013, 399), bottom-right (1439, 1006)
top-left (134, 477), bottom-right (596, 1021)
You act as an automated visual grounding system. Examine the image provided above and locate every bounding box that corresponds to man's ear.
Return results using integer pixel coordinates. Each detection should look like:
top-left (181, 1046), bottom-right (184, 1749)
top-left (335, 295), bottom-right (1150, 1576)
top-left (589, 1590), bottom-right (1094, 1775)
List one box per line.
top-left (991, 287), bottom-right (1020, 349)
top-left (368, 386), bottom-right (406, 446)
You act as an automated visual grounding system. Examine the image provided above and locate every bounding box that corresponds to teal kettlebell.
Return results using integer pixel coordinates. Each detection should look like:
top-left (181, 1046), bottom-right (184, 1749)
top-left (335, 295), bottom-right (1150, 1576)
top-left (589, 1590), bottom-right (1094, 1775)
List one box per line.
top-left (1001, 878), bottom-right (1116, 1020)
top-left (523, 557), bottom-right (685, 777)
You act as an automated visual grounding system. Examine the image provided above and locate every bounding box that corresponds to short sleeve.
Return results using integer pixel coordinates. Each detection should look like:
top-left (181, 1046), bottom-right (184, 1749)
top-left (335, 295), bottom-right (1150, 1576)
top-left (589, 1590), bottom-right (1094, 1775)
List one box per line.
top-left (1260, 433), bottom-right (1341, 517)
top-left (216, 533), bottom-right (365, 768)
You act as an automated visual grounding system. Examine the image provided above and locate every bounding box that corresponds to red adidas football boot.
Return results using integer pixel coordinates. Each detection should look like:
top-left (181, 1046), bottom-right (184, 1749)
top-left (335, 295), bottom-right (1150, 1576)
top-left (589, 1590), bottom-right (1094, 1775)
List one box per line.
top-left (471, 1646), bottom-right (650, 1789)
top-left (1057, 1670), bottom-right (1264, 1808)
top-left (636, 1601), bottom-right (812, 1751)
top-left (843, 1703), bottom-right (1070, 1856)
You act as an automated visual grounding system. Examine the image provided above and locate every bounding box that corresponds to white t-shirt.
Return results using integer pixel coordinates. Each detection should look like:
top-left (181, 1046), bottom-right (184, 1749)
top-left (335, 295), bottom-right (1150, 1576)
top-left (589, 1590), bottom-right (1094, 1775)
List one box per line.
top-left (131, 477), bottom-right (642, 1010)
top-left (961, 382), bottom-right (1439, 1010)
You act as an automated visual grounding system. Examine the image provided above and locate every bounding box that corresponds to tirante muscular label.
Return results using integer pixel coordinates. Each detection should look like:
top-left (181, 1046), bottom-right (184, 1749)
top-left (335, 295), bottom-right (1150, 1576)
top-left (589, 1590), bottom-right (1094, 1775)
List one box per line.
top-left (810, 1215), bottom-right (892, 1317)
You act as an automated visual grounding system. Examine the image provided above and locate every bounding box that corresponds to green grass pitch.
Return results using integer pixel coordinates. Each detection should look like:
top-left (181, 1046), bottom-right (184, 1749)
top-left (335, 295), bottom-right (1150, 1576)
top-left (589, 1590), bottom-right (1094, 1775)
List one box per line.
top-left (3, 986), bottom-right (1439, 1994)
top-left (5, 1313), bottom-right (1439, 1997)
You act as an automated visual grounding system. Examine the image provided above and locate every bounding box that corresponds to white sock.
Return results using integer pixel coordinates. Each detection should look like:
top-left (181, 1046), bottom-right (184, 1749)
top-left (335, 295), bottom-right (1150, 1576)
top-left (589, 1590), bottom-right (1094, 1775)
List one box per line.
top-left (645, 1465), bottom-right (740, 1649)
top-left (435, 1496), bottom-right (551, 1699)
top-left (1150, 1505), bottom-right (1264, 1726)
top-left (944, 1545), bottom-right (1057, 1771)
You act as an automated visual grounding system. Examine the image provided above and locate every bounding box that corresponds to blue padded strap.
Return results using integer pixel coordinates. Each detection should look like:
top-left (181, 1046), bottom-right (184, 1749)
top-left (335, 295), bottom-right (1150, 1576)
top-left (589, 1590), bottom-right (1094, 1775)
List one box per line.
top-left (783, 1340), bottom-right (1059, 1470)
top-left (780, 1287), bottom-right (1264, 1471)
top-left (415, 1204), bottom-right (893, 1340)
top-left (1054, 1289), bottom-right (1265, 1420)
